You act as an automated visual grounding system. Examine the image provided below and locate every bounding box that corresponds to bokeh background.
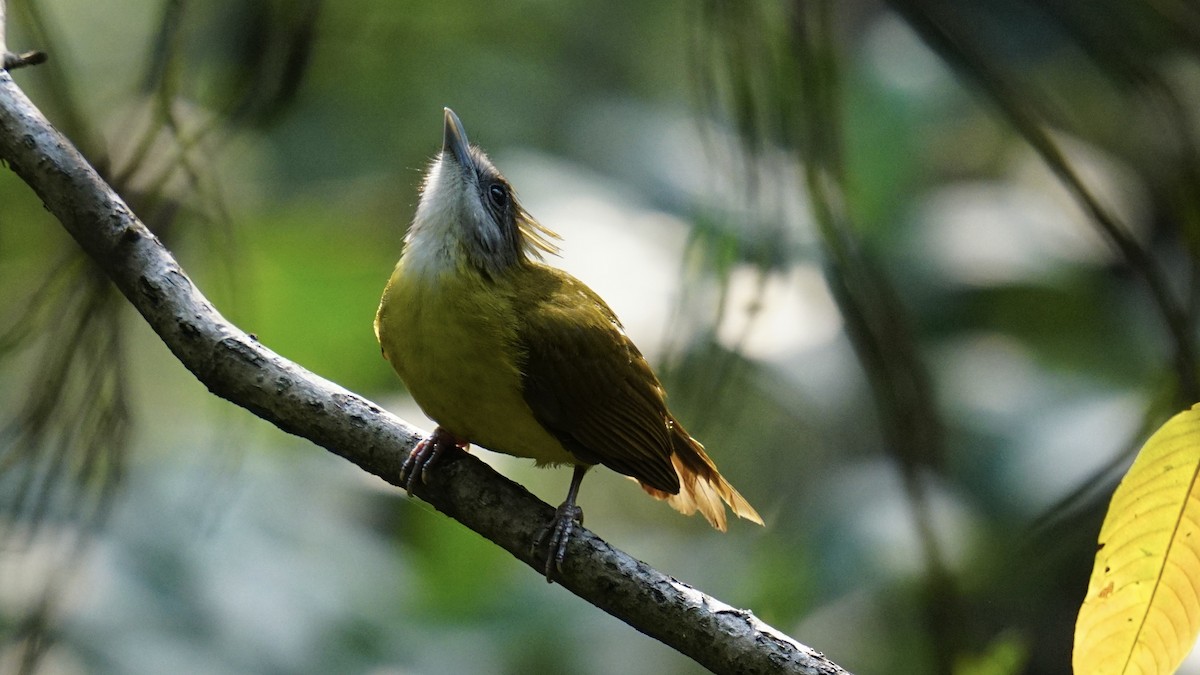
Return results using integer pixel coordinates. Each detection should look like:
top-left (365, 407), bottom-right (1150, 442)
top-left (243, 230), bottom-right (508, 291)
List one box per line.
top-left (3, 1), bottom-right (1200, 673)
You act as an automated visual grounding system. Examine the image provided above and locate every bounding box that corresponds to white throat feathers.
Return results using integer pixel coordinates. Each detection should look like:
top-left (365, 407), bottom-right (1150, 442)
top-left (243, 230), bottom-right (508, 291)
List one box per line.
top-left (404, 145), bottom-right (557, 280)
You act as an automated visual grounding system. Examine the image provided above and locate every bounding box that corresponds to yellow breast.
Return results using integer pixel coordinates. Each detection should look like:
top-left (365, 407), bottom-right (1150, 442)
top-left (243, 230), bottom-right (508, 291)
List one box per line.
top-left (375, 256), bottom-right (576, 466)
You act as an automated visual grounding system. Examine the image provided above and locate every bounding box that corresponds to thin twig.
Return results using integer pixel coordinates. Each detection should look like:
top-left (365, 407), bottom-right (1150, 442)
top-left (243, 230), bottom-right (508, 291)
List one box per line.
top-left (0, 0), bottom-right (46, 72)
top-left (2, 49), bottom-right (44, 70)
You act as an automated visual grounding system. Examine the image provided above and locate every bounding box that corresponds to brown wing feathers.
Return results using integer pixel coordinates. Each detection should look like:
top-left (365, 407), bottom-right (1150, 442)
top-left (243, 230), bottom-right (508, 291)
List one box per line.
top-left (516, 266), bottom-right (761, 528)
top-left (519, 313), bottom-right (681, 493)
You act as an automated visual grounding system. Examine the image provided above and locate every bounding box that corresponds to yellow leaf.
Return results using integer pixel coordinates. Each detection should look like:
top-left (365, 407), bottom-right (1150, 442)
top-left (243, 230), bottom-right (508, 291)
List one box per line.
top-left (1074, 404), bottom-right (1200, 675)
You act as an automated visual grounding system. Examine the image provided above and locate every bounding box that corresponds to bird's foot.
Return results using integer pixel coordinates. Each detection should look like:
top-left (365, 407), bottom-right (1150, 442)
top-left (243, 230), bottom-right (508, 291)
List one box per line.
top-left (534, 501), bottom-right (584, 583)
top-left (400, 427), bottom-right (467, 496)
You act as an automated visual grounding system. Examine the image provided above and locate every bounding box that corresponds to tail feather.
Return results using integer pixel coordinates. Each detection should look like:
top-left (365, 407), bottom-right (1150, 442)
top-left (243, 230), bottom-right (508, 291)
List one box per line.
top-left (640, 420), bottom-right (763, 530)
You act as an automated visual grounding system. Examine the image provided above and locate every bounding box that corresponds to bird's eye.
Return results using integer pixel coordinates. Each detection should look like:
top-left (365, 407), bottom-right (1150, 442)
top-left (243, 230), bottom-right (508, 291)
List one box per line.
top-left (488, 183), bottom-right (508, 209)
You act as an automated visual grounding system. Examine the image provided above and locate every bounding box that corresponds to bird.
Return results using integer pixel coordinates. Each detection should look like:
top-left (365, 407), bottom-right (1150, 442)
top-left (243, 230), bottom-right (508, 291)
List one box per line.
top-left (375, 108), bottom-right (762, 580)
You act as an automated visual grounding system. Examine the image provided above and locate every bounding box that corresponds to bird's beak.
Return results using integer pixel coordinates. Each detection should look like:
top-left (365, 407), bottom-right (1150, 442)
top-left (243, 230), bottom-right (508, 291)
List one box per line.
top-left (442, 108), bottom-right (472, 169)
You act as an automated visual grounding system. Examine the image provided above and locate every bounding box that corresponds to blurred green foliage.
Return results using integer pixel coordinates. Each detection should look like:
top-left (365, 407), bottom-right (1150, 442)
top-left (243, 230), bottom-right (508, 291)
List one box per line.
top-left (2, 1), bottom-right (1200, 674)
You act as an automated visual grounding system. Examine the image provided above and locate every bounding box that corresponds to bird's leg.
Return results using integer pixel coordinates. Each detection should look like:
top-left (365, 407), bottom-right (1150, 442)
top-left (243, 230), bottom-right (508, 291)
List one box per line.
top-left (534, 464), bottom-right (589, 583)
top-left (400, 427), bottom-right (468, 496)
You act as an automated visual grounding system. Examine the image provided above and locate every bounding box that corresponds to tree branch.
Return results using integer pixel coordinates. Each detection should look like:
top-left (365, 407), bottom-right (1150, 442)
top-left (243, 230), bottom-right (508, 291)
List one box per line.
top-left (0, 70), bottom-right (849, 674)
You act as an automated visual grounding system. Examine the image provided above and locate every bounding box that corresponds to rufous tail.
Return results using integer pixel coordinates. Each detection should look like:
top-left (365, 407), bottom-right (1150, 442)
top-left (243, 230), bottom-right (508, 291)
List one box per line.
top-left (639, 418), bottom-right (763, 530)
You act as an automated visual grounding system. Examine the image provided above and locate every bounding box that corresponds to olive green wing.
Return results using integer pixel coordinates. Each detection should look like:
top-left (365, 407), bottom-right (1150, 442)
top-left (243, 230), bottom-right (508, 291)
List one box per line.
top-left (516, 271), bottom-right (680, 494)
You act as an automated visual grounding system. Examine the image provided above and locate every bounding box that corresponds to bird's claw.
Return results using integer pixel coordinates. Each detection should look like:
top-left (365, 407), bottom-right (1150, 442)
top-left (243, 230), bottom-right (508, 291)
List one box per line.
top-left (399, 428), bottom-right (465, 496)
top-left (534, 502), bottom-right (584, 583)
